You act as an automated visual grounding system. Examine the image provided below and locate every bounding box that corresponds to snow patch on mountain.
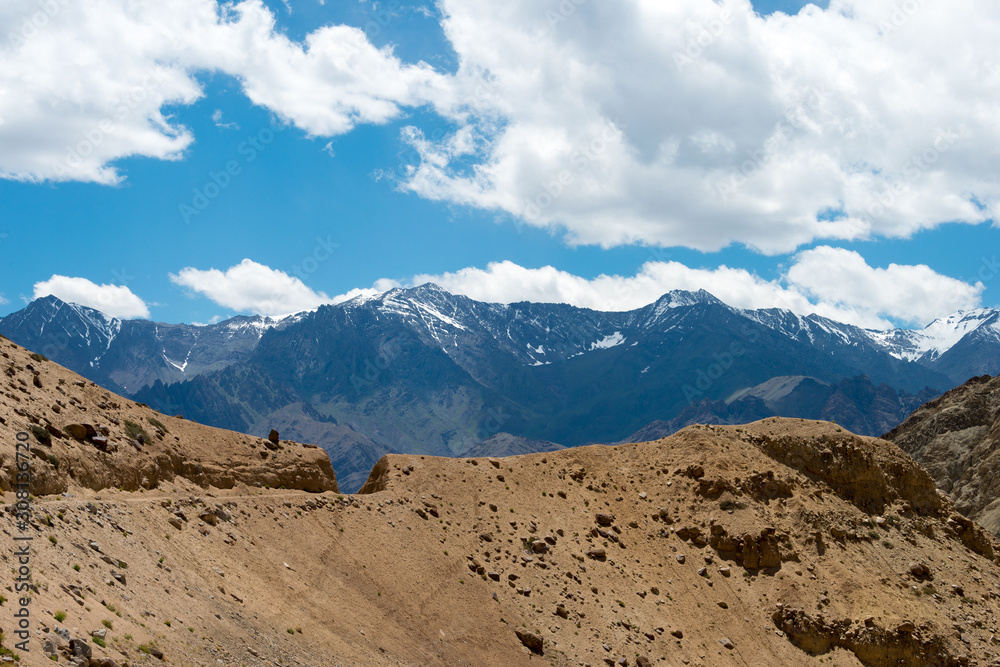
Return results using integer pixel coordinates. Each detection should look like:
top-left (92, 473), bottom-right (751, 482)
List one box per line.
top-left (866, 310), bottom-right (1000, 362)
top-left (591, 332), bottom-right (625, 350)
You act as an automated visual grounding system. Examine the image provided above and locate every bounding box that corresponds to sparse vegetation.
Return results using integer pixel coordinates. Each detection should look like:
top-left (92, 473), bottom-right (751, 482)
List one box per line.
top-left (123, 419), bottom-right (151, 443)
top-left (148, 416), bottom-right (168, 433)
top-left (30, 424), bottom-right (51, 445)
top-left (54, 610), bottom-right (67, 622)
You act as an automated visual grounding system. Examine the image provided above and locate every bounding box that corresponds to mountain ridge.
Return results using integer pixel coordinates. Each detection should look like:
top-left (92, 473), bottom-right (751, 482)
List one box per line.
top-left (4, 288), bottom-right (996, 491)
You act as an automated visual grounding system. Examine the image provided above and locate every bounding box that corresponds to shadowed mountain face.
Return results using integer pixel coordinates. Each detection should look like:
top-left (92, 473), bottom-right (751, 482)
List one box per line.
top-left (4, 286), bottom-right (989, 491)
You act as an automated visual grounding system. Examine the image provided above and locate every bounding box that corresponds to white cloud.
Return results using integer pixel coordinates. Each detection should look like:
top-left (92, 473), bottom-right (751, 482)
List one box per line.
top-left (0, 0), bottom-right (448, 184)
top-left (5, 0), bottom-right (999, 253)
top-left (33, 276), bottom-right (150, 319)
top-left (787, 246), bottom-right (985, 328)
top-left (347, 249), bottom-right (983, 329)
top-left (211, 109), bottom-right (239, 130)
top-left (169, 259), bottom-right (336, 317)
top-left (399, 0), bottom-right (1000, 252)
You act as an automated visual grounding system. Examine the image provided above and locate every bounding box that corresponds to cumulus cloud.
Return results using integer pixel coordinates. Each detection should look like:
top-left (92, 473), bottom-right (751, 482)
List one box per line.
top-left (169, 259), bottom-right (336, 316)
top-left (5, 0), bottom-right (998, 253)
top-left (787, 246), bottom-right (985, 328)
top-left (33, 276), bottom-right (150, 319)
top-left (348, 249), bottom-right (984, 329)
top-left (399, 0), bottom-right (1000, 252)
top-left (0, 0), bottom-right (448, 184)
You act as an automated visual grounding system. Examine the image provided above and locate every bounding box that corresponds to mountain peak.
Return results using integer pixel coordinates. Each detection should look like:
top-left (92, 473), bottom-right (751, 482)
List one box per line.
top-left (653, 289), bottom-right (726, 309)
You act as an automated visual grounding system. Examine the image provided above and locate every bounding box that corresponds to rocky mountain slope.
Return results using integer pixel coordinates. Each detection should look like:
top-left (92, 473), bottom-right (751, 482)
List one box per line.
top-left (626, 375), bottom-right (939, 444)
top-left (4, 289), bottom-right (998, 493)
top-left (0, 296), bottom-right (298, 396)
top-left (884, 374), bottom-right (1000, 535)
top-left (129, 286), bottom-right (951, 490)
top-left (5, 338), bottom-right (1000, 666)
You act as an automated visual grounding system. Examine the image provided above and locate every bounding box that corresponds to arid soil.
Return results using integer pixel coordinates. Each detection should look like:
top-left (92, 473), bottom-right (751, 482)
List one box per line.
top-left (5, 336), bottom-right (1000, 666)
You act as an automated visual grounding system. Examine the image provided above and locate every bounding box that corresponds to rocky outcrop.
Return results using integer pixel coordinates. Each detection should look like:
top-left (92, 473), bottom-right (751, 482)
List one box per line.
top-left (0, 337), bottom-right (338, 495)
top-left (884, 374), bottom-right (1000, 534)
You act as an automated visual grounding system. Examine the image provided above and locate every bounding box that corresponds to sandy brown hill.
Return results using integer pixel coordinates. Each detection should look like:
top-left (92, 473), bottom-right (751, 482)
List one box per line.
top-left (0, 336), bottom-right (337, 496)
top-left (6, 338), bottom-right (1000, 666)
top-left (884, 374), bottom-right (1000, 535)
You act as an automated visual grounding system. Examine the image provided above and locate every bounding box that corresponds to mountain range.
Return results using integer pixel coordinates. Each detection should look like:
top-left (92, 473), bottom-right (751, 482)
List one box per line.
top-left (3, 287), bottom-right (999, 491)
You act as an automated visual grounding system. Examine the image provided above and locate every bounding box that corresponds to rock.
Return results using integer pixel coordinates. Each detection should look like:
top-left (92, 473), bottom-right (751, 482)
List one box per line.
top-left (671, 629), bottom-right (684, 639)
top-left (531, 540), bottom-right (549, 554)
top-left (91, 628), bottom-right (107, 640)
top-left (719, 566), bottom-right (731, 576)
top-left (168, 517), bottom-right (183, 530)
top-left (90, 659), bottom-right (120, 667)
top-left (586, 547), bottom-right (607, 560)
top-left (268, 429), bottom-right (280, 443)
top-left (719, 637), bottom-right (735, 649)
top-left (111, 571), bottom-right (126, 586)
top-left (555, 605), bottom-right (569, 618)
top-left (676, 554), bottom-right (686, 564)
top-left (64, 424), bottom-right (89, 439)
top-left (596, 513), bottom-right (615, 526)
top-left (514, 630), bottom-right (544, 654)
top-left (91, 436), bottom-right (109, 450)
top-left (909, 562), bottom-right (927, 577)
top-left (897, 621), bottom-right (916, 633)
top-left (148, 646), bottom-right (165, 659)
top-left (636, 658), bottom-right (652, 667)
top-left (200, 511), bottom-right (219, 526)
top-left (69, 638), bottom-right (92, 659)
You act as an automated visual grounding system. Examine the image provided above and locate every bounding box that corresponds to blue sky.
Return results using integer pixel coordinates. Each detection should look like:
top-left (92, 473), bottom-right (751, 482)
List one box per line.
top-left (1, 0), bottom-right (997, 330)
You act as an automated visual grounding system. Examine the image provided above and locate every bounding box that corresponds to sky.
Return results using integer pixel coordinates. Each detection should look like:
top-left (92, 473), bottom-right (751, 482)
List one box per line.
top-left (0, 0), bottom-right (998, 331)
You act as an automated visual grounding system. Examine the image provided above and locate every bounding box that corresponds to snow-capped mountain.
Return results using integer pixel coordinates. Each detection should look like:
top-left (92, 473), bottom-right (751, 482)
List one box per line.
top-left (3, 286), bottom-right (997, 491)
top-left (0, 295), bottom-right (295, 394)
top-left (864, 310), bottom-right (1000, 382)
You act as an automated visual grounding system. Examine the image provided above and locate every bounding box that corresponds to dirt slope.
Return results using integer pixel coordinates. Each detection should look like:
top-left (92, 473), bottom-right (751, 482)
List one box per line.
top-left (5, 338), bottom-right (1000, 666)
top-left (884, 374), bottom-right (1000, 534)
top-left (0, 337), bottom-right (337, 496)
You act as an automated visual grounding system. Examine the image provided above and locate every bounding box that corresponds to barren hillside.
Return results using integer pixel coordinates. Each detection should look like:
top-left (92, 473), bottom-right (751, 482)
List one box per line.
top-left (5, 337), bottom-right (1000, 666)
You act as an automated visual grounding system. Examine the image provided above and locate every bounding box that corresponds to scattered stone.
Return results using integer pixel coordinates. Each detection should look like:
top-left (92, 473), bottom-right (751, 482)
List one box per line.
top-left (514, 630), bottom-right (543, 655)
